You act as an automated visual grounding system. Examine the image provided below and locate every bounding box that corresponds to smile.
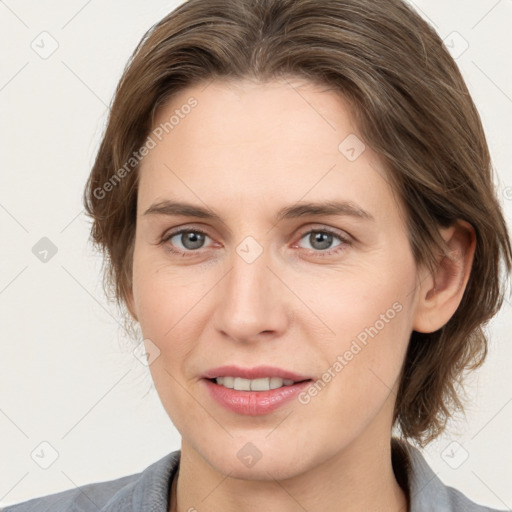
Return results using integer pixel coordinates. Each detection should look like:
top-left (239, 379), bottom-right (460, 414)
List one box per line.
top-left (204, 378), bottom-right (313, 415)
top-left (214, 376), bottom-right (297, 391)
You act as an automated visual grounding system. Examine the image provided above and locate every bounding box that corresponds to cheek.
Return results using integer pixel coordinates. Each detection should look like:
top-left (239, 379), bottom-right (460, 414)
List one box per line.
top-left (335, 301), bottom-right (410, 392)
top-left (295, 293), bottom-right (412, 450)
top-left (299, 245), bottom-right (414, 366)
top-left (297, 256), bottom-right (413, 347)
top-left (131, 250), bottom-right (202, 339)
top-left (316, 289), bottom-right (410, 398)
top-left (303, 260), bottom-right (415, 429)
top-left (132, 265), bottom-right (207, 432)
top-left (131, 257), bottom-right (213, 399)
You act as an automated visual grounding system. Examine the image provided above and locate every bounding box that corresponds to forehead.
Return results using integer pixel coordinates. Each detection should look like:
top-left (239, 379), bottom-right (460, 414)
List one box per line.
top-left (137, 78), bottom-right (404, 227)
top-left (152, 77), bottom-right (358, 151)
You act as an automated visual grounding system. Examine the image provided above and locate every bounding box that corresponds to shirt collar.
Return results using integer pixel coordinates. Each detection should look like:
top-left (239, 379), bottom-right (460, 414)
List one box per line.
top-left (100, 450), bottom-right (179, 511)
top-left (392, 436), bottom-right (457, 511)
top-left (99, 438), bottom-right (456, 512)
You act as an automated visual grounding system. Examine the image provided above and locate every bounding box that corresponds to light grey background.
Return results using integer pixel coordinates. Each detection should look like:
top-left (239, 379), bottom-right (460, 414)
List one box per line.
top-left (0, 0), bottom-right (511, 509)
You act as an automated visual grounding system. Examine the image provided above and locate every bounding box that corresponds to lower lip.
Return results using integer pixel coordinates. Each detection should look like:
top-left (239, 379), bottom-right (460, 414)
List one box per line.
top-left (203, 378), bottom-right (312, 415)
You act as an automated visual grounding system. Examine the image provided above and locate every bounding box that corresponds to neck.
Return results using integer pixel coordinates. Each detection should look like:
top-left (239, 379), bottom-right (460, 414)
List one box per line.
top-left (169, 432), bottom-right (408, 512)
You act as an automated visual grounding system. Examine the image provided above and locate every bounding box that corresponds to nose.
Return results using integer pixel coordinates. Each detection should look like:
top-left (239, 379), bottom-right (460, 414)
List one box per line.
top-left (212, 244), bottom-right (291, 344)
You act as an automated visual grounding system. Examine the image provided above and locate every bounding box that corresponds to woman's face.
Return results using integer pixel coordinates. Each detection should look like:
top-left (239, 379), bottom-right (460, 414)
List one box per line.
top-left (128, 78), bottom-right (423, 480)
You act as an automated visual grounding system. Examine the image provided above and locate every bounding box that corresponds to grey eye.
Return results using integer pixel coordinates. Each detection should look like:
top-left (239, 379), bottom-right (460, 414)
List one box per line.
top-left (299, 231), bottom-right (342, 251)
top-left (170, 231), bottom-right (209, 251)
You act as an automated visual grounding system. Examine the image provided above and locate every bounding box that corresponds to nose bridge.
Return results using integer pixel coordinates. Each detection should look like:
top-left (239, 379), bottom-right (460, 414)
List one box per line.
top-left (227, 237), bottom-right (273, 313)
top-left (214, 235), bottom-right (287, 341)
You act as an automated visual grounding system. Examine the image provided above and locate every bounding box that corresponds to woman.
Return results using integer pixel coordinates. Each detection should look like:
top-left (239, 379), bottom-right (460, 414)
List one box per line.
top-left (4, 0), bottom-right (510, 511)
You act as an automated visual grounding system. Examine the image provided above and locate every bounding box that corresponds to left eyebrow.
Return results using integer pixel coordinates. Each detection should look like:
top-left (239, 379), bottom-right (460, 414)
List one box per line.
top-left (274, 200), bottom-right (374, 222)
top-left (143, 199), bottom-right (374, 223)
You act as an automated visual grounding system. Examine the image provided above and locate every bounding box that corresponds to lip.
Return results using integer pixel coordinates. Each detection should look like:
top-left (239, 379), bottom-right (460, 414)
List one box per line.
top-left (202, 365), bottom-right (312, 381)
top-left (203, 378), bottom-right (312, 415)
top-left (201, 365), bottom-right (313, 416)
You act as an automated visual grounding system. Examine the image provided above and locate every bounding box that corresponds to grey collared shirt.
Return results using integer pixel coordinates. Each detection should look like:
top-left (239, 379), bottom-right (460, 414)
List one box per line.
top-left (1, 438), bottom-right (507, 511)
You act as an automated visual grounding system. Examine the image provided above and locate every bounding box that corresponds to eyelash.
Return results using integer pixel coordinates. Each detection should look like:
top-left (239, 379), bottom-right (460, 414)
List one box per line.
top-left (159, 226), bottom-right (351, 258)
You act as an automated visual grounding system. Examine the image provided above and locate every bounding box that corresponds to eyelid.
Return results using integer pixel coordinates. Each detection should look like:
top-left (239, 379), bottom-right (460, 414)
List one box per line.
top-left (292, 225), bottom-right (352, 258)
top-left (160, 225), bottom-right (214, 245)
top-left (294, 224), bottom-right (353, 244)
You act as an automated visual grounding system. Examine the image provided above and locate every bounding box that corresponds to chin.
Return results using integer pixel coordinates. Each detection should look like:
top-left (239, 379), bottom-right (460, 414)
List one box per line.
top-left (191, 433), bottom-right (321, 482)
top-left (211, 453), bottom-right (309, 481)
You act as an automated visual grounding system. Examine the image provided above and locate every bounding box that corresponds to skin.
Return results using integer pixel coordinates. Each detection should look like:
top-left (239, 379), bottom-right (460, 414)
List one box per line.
top-left (126, 77), bottom-right (475, 512)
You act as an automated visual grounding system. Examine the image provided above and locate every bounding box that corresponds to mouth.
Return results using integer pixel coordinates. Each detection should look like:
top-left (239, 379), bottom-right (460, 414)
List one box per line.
top-left (202, 364), bottom-right (312, 382)
top-left (202, 365), bottom-right (314, 415)
top-left (206, 376), bottom-right (312, 391)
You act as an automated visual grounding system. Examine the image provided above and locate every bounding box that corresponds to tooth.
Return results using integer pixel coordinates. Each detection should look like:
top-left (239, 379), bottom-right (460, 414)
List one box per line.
top-left (269, 377), bottom-right (284, 389)
top-left (215, 376), bottom-right (297, 390)
top-left (223, 376), bottom-right (234, 388)
top-left (233, 377), bottom-right (251, 391)
top-left (250, 378), bottom-right (271, 391)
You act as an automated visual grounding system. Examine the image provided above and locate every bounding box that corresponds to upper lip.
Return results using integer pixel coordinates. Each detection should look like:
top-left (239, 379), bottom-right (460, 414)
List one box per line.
top-left (203, 365), bottom-right (312, 382)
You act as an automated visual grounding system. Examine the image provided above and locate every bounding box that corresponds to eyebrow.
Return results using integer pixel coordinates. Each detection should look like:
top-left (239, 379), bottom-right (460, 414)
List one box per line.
top-left (143, 199), bottom-right (374, 223)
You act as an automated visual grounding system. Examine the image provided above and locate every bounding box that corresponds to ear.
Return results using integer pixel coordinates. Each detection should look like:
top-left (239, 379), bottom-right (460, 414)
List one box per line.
top-left (412, 220), bottom-right (476, 333)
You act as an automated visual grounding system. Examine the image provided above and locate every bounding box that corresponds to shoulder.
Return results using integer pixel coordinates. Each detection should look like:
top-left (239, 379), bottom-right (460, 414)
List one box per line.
top-left (1, 450), bottom-right (180, 512)
top-left (0, 473), bottom-right (137, 512)
top-left (392, 437), bottom-right (507, 512)
top-left (444, 484), bottom-right (508, 512)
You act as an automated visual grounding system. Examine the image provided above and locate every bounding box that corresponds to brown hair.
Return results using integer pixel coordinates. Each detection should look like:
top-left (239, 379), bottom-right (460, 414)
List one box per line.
top-left (83, 0), bottom-right (511, 446)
